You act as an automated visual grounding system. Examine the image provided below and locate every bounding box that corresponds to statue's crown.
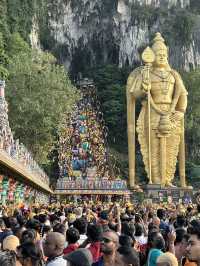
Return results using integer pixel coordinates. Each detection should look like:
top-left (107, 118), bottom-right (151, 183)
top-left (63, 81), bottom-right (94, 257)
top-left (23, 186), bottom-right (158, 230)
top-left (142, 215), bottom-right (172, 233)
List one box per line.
top-left (151, 32), bottom-right (168, 53)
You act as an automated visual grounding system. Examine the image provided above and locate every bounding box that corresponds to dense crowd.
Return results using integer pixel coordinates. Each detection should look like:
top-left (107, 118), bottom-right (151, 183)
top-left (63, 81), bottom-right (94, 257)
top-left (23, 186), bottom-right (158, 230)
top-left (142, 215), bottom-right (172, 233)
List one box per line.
top-left (0, 81), bottom-right (49, 186)
top-left (57, 84), bottom-right (127, 190)
top-left (0, 201), bottom-right (200, 266)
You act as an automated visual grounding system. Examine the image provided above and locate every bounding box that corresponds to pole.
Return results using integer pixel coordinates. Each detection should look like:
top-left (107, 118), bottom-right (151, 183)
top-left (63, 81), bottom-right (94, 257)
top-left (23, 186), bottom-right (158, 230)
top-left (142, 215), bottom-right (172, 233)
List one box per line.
top-left (179, 119), bottom-right (186, 187)
top-left (127, 91), bottom-right (135, 188)
top-left (160, 136), bottom-right (166, 186)
top-left (141, 47), bottom-right (154, 184)
top-left (147, 64), bottom-right (152, 184)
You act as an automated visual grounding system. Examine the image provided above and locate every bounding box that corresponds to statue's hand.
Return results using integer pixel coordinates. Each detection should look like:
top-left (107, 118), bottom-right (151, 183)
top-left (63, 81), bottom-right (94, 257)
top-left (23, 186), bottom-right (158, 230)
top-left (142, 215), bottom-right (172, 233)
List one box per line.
top-left (142, 80), bottom-right (151, 93)
top-left (170, 111), bottom-right (184, 122)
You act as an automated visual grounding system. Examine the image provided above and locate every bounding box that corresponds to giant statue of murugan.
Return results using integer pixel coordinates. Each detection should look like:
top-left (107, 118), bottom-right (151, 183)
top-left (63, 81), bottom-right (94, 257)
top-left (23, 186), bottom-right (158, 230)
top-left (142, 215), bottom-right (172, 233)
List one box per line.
top-left (127, 32), bottom-right (187, 188)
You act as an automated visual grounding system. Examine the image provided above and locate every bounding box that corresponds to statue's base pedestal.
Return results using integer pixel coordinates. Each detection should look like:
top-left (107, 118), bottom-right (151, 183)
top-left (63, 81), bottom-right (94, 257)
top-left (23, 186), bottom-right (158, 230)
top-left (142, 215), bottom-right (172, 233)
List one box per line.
top-left (131, 184), bottom-right (193, 204)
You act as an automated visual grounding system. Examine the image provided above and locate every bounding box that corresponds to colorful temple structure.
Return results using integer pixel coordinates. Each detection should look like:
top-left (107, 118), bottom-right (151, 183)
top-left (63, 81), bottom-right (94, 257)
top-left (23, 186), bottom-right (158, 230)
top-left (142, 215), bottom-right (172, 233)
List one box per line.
top-left (55, 79), bottom-right (130, 199)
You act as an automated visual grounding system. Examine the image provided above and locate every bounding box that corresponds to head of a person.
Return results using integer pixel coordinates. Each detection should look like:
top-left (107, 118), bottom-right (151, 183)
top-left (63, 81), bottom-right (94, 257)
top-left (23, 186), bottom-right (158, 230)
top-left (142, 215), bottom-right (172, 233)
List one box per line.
top-left (74, 207), bottom-right (83, 219)
top-left (174, 228), bottom-right (188, 259)
top-left (135, 223), bottom-right (144, 237)
top-left (17, 242), bottom-right (42, 266)
top-left (175, 215), bottom-right (186, 229)
top-left (13, 226), bottom-right (26, 240)
top-left (26, 219), bottom-right (41, 233)
top-left (2, 235), bottom-right (20, 252)
top-left (8, 217), bottom-right (19, 230)
top-left (157, 209), bottom-right (166, 220)
top-left (148, 222), bottom-right (159, 233)
top-left (148, 231), bottom-right (165, 251)
top-left (43, 232), bottom-right (65, 258)
top-left (38, 214), bottom-right (47, 224)
top-left (73, 218), bottom-right (87, 234)
top-left (186, 223), bottom-right (200, 263)
top-left (66, 228), bottom-right (79, 244)
top-left (87, 223), bottom-right (102, 242)
top-left (0, 250), bottom-right (18, 266)
top-left (152, 217), bottom-right (161, 227)
top-left (118, 234), bottom-right (134, 256)
top-left (157, 252), bottom-right (178, 266)
top-left (100, 230), bottom-right (119, 255)
top-left (20, 229), bottom-right (37, 244)
top-left (16, 215), bottom-right (27, 228)
top-left (53, 223), bottom-right (66, 236)
top-left (99, 210), bottom-right (109, 224)
top-left (49, 214), bottom-right (61, 226)
top-left (121, 221), bottom-right (135, 239)
top-left (64, 248), bottom-right (93, 266)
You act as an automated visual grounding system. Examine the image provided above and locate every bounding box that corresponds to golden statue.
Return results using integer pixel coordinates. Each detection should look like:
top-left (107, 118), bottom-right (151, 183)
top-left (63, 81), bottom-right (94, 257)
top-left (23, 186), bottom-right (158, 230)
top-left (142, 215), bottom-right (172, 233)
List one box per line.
top-left (127, 32), bottom-right (187, 188)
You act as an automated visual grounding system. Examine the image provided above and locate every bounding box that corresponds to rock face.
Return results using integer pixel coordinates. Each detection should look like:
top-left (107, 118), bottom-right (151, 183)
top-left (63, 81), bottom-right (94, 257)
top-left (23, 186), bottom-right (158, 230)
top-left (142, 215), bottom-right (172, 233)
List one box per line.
top-left (42, 0), bottom-right (200, 73)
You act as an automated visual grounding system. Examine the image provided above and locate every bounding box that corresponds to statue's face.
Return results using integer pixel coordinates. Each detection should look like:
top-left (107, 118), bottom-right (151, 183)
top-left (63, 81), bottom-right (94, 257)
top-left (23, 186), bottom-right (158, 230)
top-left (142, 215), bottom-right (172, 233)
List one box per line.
top-left (154, 50), bottom-right (168, 67)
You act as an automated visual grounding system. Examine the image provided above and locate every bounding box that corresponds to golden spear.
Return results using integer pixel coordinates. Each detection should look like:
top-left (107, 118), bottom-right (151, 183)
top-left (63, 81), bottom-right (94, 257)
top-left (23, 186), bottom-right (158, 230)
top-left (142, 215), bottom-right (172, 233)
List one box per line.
top-left (141, 47), bottom-right (155, 184)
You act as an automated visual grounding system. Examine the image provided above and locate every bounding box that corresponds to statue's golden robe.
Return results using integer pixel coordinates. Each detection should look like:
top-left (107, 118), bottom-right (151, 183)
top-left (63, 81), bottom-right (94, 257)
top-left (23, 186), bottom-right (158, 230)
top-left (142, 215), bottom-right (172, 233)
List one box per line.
top-left (127, 66), bottom-right (187, 185)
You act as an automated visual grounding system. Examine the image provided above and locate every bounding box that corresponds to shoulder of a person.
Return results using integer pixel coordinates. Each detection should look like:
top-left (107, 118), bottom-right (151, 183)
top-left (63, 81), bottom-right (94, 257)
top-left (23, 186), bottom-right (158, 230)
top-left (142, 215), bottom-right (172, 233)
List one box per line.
top-left (150, 248), bottom-right (163, 256)
top-left (47, 257), bottom-right (67, 266)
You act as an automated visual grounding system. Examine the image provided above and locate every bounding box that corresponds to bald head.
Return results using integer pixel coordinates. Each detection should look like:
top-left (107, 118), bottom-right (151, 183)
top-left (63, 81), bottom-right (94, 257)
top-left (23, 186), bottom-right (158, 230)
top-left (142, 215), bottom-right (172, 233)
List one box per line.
top-left (153, 217), bottom-right (160, 226)
top-left (48, 232), bottom-right (65, 248)
top-left (43, 232), bottom-right (65, 258)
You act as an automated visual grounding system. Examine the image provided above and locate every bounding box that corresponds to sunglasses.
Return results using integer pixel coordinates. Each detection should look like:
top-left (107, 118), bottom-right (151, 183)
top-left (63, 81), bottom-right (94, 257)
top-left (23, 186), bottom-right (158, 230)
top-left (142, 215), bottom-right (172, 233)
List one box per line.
top-left (101, 237), bottom-right (113, 243)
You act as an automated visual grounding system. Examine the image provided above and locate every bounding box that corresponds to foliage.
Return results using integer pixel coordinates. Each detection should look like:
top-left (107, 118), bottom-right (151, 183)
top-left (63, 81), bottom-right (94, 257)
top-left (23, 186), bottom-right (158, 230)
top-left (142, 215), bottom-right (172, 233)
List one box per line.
top-left (6, 41), bottom-right (78, 165)
top-left (0, 29), bottom-right (78, 181)
top-left (6, 32), bottom-right (31, 57)
top-left (182, 69), bottom-right (200, 164)
top-left (6, 0), bottom-right (35, 42)
top-left (161, 9), bottom-right (196, 47)
top-left (85, 65), bottom-right (129, 150)
top-left (0, 33), bottom-right (9, 79)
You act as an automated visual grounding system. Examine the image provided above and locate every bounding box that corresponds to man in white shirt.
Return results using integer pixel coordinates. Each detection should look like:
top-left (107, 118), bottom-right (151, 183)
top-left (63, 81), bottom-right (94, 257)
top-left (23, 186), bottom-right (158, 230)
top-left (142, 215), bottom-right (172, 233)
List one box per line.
top-left (43, 232), bottom-right (66, 266)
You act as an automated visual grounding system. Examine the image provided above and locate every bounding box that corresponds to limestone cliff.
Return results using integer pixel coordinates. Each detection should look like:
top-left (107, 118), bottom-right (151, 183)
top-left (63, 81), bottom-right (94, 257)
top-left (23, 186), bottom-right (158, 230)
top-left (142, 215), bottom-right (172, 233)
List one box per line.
top-left (37, 0), bottom-right (200, 73)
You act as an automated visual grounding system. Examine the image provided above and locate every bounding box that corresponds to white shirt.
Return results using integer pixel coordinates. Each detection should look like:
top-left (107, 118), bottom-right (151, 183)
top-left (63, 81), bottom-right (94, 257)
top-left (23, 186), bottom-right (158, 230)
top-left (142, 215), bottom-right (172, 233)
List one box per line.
top-left (134, 235), bottom-right (147, 245)
top-left (78, 234), bottom-right (87, 245)
top-left (46, 256), bottom-right (67, 266)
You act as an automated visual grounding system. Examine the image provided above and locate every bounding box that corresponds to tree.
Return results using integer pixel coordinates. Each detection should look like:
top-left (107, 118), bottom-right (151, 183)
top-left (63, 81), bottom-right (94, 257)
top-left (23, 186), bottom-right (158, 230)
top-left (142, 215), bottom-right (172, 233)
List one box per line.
top-left (0, 33), bottom-right (9, 79)
top-left (6, 47), bottom-right (79, 166)
top-left (183, 69), bottom-right (200, 164)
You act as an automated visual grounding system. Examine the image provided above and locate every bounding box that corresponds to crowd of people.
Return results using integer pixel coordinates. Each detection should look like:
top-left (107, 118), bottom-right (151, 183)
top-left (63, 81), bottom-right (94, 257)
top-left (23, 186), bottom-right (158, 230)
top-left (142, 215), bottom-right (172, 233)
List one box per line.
top-left (57, 84), bottom-right (127, 190)
top-left (0, 81), bottom-right (49, 186)
top-left (0, 201), bottom-right (200, 266)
